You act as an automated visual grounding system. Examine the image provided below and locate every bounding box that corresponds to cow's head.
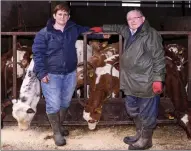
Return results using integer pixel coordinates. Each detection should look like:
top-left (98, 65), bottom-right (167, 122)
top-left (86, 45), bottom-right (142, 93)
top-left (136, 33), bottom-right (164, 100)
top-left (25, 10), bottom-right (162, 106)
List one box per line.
top-left (11, 59), bottom-right (40, 130)
top-left (89, 40), bottom-right (111, 55)
top-left (82, 55), bottom-right (120, 130)
top-left (8, 42), bottom-right (33, 78)
top-left (77, 44), bottom-right (119, 88)
top-left (12, 98), bottom-right (36, 130)
top-left (165, 44), bottom-right (187, 71)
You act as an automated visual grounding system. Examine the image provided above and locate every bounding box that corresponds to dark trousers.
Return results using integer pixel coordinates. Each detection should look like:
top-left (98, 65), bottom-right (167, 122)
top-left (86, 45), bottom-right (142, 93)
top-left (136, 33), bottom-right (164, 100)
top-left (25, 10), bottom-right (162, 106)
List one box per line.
top-left (124, 95), bottom-right (160, 129)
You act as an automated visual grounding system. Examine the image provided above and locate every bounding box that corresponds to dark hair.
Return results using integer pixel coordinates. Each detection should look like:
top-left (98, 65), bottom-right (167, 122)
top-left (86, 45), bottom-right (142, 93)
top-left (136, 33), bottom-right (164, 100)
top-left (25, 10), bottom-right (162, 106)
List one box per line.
top-left (53, 3), bottom-right (70, 15)
top-left (127, 8), bottom-right (144, 17)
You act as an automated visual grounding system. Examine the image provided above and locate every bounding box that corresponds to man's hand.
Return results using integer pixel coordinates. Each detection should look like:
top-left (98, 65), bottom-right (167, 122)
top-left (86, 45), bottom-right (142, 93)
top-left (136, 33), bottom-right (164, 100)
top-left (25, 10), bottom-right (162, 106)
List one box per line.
top-left (90, 27), bottom-right (103, 33)
top-left (152, 81), bottom-right (162, 94)
top-left (41, 75), bottom-right (49, 83)
top-left (103, 34), bottom-right (110, 39)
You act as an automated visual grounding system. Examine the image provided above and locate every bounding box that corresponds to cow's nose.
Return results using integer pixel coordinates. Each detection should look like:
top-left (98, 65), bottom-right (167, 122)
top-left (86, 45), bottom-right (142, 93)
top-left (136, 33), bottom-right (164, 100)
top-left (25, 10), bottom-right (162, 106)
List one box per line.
top-left (88, 121), bottom-right (98, 130)
top-left (18, 122), bottom-right (29, 130)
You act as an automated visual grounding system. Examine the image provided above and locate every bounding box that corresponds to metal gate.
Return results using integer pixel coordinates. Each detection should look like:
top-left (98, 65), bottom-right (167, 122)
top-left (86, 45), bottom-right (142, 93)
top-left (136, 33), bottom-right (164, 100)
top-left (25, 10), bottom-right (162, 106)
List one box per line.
top-left (1, 31), bottom-right (191, 126)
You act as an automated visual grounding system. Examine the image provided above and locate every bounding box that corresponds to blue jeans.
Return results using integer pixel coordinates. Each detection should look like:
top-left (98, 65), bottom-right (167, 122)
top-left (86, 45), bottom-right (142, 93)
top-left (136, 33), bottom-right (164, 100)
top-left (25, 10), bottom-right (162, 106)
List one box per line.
top-left (41, 70), bottom-right (77, 114)
top-left (124, 95), bottom-right (160, 129)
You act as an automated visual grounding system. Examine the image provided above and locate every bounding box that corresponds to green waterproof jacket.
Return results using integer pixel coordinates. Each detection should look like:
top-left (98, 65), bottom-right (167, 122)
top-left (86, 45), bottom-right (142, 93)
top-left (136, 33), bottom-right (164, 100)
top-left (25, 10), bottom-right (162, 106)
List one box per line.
top-left (103, 20), bottom-right (166, 98)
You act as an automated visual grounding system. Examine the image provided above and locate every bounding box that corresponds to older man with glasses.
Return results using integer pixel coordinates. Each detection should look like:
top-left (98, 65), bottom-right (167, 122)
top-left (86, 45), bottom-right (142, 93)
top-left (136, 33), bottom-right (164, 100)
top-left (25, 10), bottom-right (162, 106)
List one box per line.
top-left (90, 9), bottom-right (165, 150)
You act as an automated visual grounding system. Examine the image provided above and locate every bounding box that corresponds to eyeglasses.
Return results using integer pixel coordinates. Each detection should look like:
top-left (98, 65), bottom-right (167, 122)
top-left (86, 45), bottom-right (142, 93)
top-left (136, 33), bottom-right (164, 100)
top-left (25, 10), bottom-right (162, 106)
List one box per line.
top-left (127, 16), bottom-right (142, 22)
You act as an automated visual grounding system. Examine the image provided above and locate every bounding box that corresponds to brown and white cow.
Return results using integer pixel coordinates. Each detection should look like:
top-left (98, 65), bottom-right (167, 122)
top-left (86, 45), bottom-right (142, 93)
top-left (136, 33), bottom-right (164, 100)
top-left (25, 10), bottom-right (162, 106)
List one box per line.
top-left (76, 42), bottom-right (119, 101)
top-left (83, 54), bottom-right (120, 130)
top-left (1, 42), bottom-right (33, 101)
top-left (12, 59), bottom-right (41, 130)
top-left (164, 43), bottom-right (191, 139)
top-left (1, 43), bottom-right (33, 128)
top-left (77, 42), bottom-right (119, 88)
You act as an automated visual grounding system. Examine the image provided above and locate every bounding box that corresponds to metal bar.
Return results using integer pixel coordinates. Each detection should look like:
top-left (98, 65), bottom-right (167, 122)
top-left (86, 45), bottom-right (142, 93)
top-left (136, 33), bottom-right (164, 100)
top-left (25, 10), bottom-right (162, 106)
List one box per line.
top-left (82, 31), bottom-right (191, 35)
top-left (188, 35), bottom-right (191, 104)
top-left (83, 34), bottom-right (88, 100)
top-left (4, 63), bottom-right (8, 98)
top-left (4, 118), bottom-right (177, 126)
top-left (159, 31), bottom-right (191, 35)
top-left (12, 35), bottom-right (17, 99)
top-left (1, 32), bottom-right (36, 35)
top-left (83, 32), bottom-right (121, 35)
top-left (119, 35), bottom-right (123, 98)
top-left (1, 31), bottom-right (191, 36)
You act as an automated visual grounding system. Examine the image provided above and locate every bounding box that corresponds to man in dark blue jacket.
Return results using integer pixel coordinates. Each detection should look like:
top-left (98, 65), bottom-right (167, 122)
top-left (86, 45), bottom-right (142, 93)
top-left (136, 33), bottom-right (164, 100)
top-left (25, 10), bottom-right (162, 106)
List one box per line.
top-left (32, 3), bottom-right (105, 146)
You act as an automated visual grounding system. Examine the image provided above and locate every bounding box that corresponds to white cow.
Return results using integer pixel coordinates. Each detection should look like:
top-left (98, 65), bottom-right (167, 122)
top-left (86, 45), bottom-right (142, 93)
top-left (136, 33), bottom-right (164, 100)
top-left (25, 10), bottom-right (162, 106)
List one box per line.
top-left (11, 40), bottom-right (92, 130)
top-left (75, 40), bottom-right (93, 64)
top-left (12, 59), bottom-right (40, 130)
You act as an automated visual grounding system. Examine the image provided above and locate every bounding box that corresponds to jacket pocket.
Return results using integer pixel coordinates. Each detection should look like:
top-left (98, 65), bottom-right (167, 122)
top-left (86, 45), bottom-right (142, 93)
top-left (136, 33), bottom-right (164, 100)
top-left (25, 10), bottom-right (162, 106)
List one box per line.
top-left (129, 73), bottom-right (151, 94)
top-left (132, 73), bottom-right (149, 83)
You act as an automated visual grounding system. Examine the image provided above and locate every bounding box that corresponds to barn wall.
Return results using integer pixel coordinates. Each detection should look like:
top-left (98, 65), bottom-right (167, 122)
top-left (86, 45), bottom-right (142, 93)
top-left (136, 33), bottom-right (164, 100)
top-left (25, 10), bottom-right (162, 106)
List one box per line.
top-left (69, 6), bottom-right (191, 30)
top-left (1, 1), bottom-right (191, 53)
top-left (2, 2), bottom-right (191, 31)
top-left (1, 1), bottom-right (50, 32)
top-left (1, 1), bottom-right (50, 53)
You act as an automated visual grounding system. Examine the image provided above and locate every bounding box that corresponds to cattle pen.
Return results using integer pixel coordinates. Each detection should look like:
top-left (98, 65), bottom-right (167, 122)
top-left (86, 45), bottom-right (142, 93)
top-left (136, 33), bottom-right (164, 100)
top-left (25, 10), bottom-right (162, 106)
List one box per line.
top-left (1, 31), bottom-right (191, 127)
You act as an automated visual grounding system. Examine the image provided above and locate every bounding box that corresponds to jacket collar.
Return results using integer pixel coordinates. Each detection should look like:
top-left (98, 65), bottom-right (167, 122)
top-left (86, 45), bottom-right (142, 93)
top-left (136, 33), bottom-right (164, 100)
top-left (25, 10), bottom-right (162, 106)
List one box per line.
top-left (139, 20), bottom-right (150, 36)
top-left (128, 22), bottom-right (144, 37)
top-left (46, 18), bottom-right (76, 32)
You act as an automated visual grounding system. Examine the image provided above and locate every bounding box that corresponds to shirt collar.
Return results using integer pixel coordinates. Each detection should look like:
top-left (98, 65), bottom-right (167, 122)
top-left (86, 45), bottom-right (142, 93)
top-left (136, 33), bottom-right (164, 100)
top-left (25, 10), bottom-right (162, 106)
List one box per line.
top-left (129, 28), bottom-right (137, 36)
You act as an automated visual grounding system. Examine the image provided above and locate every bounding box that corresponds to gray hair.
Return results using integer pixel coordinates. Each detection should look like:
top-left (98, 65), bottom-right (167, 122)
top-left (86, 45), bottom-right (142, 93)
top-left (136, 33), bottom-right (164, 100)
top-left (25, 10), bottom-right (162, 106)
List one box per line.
top-left (127, 9), bottom-right (144, 17)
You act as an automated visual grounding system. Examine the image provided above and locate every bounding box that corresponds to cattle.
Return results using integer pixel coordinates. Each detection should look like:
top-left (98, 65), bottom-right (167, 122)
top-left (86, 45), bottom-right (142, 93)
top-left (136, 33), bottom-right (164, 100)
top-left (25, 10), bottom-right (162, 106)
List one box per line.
top-left (76, 42), bottom-right (120, 129)
top-left (78, 42), bottom-right (191, 137)
top-left (89, 40), bottom-right (109, 55)
top-left (77, 42), bottom-right (119, 88)
top-left (2, 42), bottom-right (33, 78)
top-left (75, 40), bottom-right (93, 64)
top-left (1, 42), bottom-right (33, 128)
top-left (82, 54), bottom-right (120, 130)
top-left (76, 42), bottom-right (119, 101)
top-left (12, 59), bottom-right (41, 130)
top-left (164, 43), bottom-right (191, 139)
top-left (1, 42), bottom-right (33, 101)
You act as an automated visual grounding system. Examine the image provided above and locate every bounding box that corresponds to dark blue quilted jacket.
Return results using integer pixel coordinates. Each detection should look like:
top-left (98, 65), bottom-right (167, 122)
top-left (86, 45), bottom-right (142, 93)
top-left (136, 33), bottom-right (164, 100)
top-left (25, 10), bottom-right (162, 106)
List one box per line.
top-left (32, 19), bottom-right (102, 80)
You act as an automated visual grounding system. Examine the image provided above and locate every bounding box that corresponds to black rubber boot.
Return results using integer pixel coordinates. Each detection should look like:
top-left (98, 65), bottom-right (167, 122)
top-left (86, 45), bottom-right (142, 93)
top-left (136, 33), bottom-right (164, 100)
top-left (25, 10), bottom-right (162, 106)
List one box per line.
top-left (128, 129), bottom-right (153, 150)
top-left (60, 108), bottom-right (69, 136)
top-left (123, 117), bottom-right (141, 145)
top-left (47, 113), bottom-right (66, 146)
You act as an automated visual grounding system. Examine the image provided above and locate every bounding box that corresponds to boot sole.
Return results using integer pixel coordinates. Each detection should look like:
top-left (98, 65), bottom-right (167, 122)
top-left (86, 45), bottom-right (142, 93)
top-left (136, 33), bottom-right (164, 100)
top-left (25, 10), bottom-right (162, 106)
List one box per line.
top-left (128, 144), bottom-right (153, 150)
top-left (123, 137), bottom-right (140, 145)
top-left (123, 139), bottom-right (138, 145)
top-left (55, 142), bottom-right (66, 146)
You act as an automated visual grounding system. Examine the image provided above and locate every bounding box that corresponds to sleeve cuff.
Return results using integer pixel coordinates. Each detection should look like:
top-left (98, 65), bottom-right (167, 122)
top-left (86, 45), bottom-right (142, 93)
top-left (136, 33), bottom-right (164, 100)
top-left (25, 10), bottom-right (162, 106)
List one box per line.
top-left (37, 71), bottom-right (48, 80)
top-left (153, 74), bottom-right (165, 82)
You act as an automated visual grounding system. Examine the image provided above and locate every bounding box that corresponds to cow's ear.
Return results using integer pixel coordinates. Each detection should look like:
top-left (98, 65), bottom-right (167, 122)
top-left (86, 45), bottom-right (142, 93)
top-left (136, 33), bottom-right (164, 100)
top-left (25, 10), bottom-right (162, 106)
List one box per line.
top-left (30, 54), bottom-right (33, 58)
top-left (26, 108), bottom-right (35, 114)
top-left (16, 42), bottom-right (21, 48)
